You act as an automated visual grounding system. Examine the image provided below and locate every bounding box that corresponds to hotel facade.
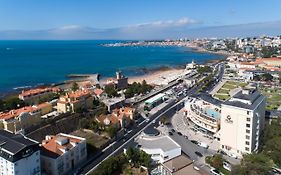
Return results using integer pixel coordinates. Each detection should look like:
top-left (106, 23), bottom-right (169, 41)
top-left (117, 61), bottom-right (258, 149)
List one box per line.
top-left (220, 88), bottom-right (266, 157)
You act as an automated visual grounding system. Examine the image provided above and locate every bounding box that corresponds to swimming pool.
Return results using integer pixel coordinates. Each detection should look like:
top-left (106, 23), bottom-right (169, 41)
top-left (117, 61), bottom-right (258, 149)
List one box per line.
top-left (206, 108), bottom-right (220, 119)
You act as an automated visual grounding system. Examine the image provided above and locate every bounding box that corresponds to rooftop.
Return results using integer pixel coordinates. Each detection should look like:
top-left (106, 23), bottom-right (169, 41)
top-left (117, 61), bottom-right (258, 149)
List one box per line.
top-left (145, 93), bottom-right (166, 104)
top-left (223, 89), bottom-right (265, 110)
top-left (136, 135), bottom-right (180, 152)
top-left (41, 133), bottom-right (85, 159)
top-left (0, 130), bottom-right (38, 155)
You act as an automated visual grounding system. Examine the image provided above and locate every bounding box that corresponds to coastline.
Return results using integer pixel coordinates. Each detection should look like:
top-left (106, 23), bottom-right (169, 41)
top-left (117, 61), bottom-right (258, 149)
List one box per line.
top-left (0, 43), bottom-right (227, 98)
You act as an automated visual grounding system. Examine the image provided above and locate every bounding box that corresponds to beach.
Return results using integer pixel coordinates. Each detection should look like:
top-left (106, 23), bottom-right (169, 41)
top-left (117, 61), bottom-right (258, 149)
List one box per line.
top-left (128, 68), bottom-right (185, 85)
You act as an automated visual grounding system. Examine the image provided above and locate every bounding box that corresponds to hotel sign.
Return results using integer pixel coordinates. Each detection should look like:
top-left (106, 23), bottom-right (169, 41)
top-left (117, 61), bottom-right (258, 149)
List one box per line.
top-left (225, 115), bottom-right (233, 124)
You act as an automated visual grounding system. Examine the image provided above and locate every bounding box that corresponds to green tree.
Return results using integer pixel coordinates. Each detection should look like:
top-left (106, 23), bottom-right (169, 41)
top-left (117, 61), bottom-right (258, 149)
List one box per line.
top-left (232, 153), bottom-right (274, 175)
top-left (106, 126), bottom-right (117, 138)
top-left (104, 84), bottom-right (118, 98)
top-left (71, 82), bottom-right (79, 92)
top-left (260, 73), bottom-right (273, 81)
top-left (210, 154), bottom-right (223, 169)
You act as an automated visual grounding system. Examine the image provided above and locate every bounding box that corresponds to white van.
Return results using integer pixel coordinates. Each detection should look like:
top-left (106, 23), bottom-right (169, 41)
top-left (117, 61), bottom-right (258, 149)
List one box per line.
top-left (198, 142), bottom-right (209, 149)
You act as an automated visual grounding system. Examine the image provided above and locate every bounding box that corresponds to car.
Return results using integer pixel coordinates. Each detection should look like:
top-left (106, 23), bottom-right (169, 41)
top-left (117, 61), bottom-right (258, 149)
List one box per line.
top-left (210, 168), bottom-right (220, 175)
top-left (198, 142), bottom-right (209, 149)
top-left (228, 153), bottom-right (238, 159)
top-left (177, 132), bottom-right (182, 136)
top-left (184, 135), bottom-right (188, 139)
top-left (171, 129), bottom-right (175, 132)
top-left (195, 151), bottom-right (203, 157)
top-left (223, 161), bottom-right (232, 172)
top-left (217, 149), bottom-right (227, 156)
top-left (191, 140), bottom-right (198, 145)
top-left (168, 131), bottom-right (173, 136)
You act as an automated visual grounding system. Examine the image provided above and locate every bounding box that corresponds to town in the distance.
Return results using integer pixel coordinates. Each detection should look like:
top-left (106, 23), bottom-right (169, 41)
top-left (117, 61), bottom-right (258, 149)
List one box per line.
top-left (1, 35), bottom-right (281, 175)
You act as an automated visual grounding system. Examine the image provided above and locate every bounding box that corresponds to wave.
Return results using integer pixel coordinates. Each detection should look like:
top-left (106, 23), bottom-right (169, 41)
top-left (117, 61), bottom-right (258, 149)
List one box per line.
top-left (13, 85), bottom-right (32, 90)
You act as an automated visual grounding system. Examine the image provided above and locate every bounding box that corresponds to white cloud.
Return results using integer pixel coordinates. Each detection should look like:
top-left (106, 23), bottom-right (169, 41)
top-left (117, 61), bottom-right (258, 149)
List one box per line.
top-left (126, 17), bottom-right (198, 29)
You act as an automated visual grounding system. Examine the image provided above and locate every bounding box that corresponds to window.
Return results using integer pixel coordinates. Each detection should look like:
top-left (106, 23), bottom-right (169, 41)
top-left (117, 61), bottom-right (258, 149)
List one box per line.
top-left (247, 111), bottom-right (250, 115)
top-left (246, 135), bottom-right (250, 139)
top-left (245, 147), bottom-right (249, 151)
top-left (246, 124), bottom-right (250, 128)
top-left (246, 118), bottom-right (251, 122)
top-left (245, 141), bottom-right (250, 145)
top-left (246, 129), bottom-right (250, 133)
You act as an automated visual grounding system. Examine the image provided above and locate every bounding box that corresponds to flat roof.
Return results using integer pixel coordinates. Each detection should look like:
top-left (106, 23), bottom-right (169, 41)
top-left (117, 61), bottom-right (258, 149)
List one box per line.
top-left (137, 135), bottom-right (180, 152)
top-left (145, 93), bottom-right (166, 104)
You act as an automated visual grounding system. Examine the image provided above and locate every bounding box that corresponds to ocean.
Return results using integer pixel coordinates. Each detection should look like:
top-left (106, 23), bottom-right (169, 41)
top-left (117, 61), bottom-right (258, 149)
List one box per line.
top-left (0, 40), bottom-right (224, 94)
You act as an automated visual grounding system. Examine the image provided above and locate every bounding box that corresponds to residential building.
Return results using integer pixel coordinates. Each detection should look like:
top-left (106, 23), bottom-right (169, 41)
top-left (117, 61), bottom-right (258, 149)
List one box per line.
top-left (57, 90), bottom-right (94, 113)
top-left (19, 87), bottom-right (60, 104)
top-left (158, 154), bottom-right (203, 175)
top-left (40, 133), bottom-right (87, 175)
top-left (96, 107), bottom-right (135, 129)
top-left (0, 102), bottom-right (53, 133)
top-left (220, 87), bottom-right (266, 157)
top-left (0, 130), bottom-right (41, 175)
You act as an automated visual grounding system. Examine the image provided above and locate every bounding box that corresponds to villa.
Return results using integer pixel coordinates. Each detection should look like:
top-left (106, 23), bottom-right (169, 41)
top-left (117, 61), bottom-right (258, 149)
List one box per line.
top-left (19, 87), bottom-right (60, 104)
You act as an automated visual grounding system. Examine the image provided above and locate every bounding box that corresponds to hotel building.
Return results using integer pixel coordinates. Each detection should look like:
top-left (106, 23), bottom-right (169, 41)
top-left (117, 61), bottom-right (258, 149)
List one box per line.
top-left (0, 130), bottom-right (41, 175)
top-left (220, 87), bottom-right (266, 157)
top-left (40, 133), bottom-right (87, 175)
top-left (185, 95), bottom-right (222, 133)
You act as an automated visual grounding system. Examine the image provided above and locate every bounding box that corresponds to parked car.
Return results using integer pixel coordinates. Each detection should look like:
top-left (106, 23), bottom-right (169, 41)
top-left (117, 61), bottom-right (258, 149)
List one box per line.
top-left (198, 142), bottom-right (209, 149)
top-left (171, 129), bottom-right (175, 132)
top-left (223, 161), bottom-right (232, 172)
top-left (217, 149), bottom-right (227, 156)
top-left (191, 140), bottom-right (199, 145)
top-left (177, 132), bottom-right (182, 136)
top-left (168, 131), bottom-right (173, 136)
top-left (210, 168), bottom-right (220, 175)
top-left (228, 153), bottom-right (238, 159)
top-left (184, 135), bottom-right (188, 139)
top-left (195, 151), bottom-right (203, 157)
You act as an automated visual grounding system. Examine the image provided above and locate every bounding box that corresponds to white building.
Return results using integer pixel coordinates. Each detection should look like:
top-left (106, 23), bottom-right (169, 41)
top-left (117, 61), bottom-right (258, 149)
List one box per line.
top-left (220, 87), bottom-right (266, 157)
top-left (40, 133), bottom-right (87, 175)
top-left (135, 129), bottom-right (181, 163)
top-left (0, 130), bottom-right (41, 175)
top-left (185, 95), bottom-right (222, 133)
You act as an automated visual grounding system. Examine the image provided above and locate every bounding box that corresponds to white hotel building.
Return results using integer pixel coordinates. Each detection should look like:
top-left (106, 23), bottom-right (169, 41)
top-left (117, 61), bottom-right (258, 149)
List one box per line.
top-left (0, 130), bottom-right (41, 175)
top-left (220, 88), bottom-right (266, 157)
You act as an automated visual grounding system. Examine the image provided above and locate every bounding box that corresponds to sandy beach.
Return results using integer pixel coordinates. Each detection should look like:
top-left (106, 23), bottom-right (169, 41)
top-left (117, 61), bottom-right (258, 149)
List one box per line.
top-left (128, 68), bottom-right (185, 85)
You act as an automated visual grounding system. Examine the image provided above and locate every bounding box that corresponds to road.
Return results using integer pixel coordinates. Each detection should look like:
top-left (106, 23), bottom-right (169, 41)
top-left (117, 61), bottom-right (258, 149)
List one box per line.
top-left (79, 63), bottom-right (224, 175)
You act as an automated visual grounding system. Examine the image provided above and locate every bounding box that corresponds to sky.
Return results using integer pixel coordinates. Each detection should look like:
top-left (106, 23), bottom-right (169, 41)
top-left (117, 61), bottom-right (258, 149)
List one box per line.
top-left (0, 0), bottom-right (281, 39)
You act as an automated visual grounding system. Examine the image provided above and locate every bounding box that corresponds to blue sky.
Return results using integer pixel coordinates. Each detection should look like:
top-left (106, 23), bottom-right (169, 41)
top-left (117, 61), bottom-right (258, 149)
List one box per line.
top-left (0, 0), bottom-right (281, 39)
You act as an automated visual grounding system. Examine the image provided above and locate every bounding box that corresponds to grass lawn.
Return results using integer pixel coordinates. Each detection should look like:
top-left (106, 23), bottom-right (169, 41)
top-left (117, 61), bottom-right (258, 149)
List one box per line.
top-left (217, 89), bottom-right (230, 94)
top-left (222, 83), bottom-right (236, 90)
top-left (214, 94), bottom-right (230, 101)
top-left (71, 129), bottom-right (109, 149)
top-left (260, 87), bottom-right (281, 110)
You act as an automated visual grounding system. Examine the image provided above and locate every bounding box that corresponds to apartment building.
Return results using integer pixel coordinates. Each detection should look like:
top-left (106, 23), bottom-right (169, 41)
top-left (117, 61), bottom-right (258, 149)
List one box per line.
top-left (220, 87), bottom-right (266, 157)
top-left (0, 102), bottom-right (53, 133)
top-left (0, 130), bottom-right (41, 175)
top-left (40, 133), bottom-right (87, 175)
top-left (57, 90), bottom-right (94, 113)
top-left (19, 87), bottom-right (60, 104)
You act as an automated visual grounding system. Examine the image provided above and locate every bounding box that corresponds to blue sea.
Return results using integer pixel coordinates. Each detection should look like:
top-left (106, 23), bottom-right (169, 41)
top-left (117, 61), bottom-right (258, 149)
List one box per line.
top-left (0, 40), bottom-right (223, 94)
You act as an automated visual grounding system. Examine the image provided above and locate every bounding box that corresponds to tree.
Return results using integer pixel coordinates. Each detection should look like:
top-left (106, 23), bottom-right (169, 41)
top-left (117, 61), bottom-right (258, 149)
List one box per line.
top-left (232, 153), bottom-right (274, 175)
top-left (160, 116), bottom-right (169, 125)
top-left (71, 82), bottom-right (79, 92)
top-left (260, 73), bottom-right (273, 81)
top-left (0, 96), bottom-right (27, 111)
top-left (106, 126), bottom-right (117, 138)
top-left (210, 155), bottom-right (223, 169)
top-left (104, 84), bottom-right (118, 98)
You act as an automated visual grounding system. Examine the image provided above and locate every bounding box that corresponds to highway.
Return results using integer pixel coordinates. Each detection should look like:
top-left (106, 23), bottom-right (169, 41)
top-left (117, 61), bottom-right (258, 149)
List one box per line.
top-left (79, 63), bottom-right (224, 175)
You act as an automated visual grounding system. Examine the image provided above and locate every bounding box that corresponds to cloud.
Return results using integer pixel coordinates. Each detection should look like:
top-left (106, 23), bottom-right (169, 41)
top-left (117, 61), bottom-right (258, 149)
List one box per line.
top-left (127, 17), bottom-right (198, 29)
top-left (0, 20), bottom-right (281, 40)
